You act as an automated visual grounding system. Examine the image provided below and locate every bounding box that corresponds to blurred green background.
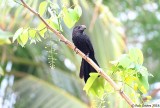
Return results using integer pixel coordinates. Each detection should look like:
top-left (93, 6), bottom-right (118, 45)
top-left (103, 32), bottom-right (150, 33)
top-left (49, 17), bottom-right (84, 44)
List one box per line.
top-left (0, 0), bottom-right (160, 108)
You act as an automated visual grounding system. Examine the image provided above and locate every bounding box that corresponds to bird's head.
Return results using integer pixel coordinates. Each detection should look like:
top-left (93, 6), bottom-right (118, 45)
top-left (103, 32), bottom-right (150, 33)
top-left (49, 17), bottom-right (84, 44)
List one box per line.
top-left (72, 25), bottom-right (86, 36)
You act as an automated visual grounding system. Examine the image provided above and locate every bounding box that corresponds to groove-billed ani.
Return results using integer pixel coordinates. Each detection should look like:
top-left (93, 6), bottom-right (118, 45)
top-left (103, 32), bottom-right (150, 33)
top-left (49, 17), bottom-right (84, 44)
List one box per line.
top-left (72, 25), bottom-right (99, 82)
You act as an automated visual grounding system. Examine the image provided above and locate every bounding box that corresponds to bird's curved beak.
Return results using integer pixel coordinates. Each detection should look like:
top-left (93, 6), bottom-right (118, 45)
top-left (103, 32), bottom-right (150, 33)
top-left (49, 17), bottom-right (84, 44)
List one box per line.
top-left (80, 25), bottom-right (86, 30)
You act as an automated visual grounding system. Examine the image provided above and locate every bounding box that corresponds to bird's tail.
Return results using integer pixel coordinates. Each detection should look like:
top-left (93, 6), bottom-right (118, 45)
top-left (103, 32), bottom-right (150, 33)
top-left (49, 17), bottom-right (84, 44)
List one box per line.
top-left (80, 54), bottom-right (99, 82)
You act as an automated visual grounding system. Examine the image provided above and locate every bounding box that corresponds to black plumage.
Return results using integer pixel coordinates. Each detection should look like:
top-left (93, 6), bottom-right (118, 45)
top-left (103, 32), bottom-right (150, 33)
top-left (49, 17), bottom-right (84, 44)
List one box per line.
top-left (72, 25), bottom-right (99, 82)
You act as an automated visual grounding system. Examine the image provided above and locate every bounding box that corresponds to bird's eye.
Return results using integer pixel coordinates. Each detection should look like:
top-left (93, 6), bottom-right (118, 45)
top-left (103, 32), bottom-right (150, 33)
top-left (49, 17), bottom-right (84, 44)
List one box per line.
top-left (78, 26), bottom-right (81, 29)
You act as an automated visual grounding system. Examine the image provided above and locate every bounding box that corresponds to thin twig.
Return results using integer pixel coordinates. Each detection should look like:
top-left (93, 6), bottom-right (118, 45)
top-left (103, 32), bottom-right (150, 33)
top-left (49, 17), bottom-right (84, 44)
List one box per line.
top-left (19, 0), bottom-right (134, 107)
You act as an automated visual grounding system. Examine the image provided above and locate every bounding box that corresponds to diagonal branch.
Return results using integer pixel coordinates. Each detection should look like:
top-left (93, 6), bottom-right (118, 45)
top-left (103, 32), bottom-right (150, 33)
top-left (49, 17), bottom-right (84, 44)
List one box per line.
top-left (20, 0), bottom-right (134, 107)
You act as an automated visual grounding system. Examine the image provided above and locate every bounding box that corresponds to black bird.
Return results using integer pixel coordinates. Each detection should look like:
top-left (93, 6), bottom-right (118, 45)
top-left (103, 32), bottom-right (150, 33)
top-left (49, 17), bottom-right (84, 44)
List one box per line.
top-left (72, 25), bottom-right (99, 82)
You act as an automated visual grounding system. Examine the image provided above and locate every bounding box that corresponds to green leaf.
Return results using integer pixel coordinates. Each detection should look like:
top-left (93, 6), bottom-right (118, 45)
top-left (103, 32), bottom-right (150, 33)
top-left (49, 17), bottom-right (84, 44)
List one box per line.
top-left (74, 5), bottom-right (82, 17)
top-left (117, 54), bottom-right (132, 68)
top-left (136, 66), bottom-right (149, 90)
top-left (38, 1), bottom-right (48, 16)
top-left (129, 48), bottom-right (143, 64)
top-left (138, 75), bottom-right (149, 91)
top-left (13, 28), bottom-right (23, 42)
top-left (38, 22), bottom-right (46, 30)
top-left (17, 37), bottom-right (23, 47)
top-left (69, 8), bottom-right (79, 21)
top-left (29, 29), bottom-right (37, 44)
top-left (46, 18), bottom-right (62, 31)
top-left (63, 6), bottom-right (81, 28)
top-left (63, 8), bottom-right (74, 28)
top-left (37, 22), bottom-right (47, 38)
top-left (90, 77), bottom-right (105, 98)
top-left (19, 29), bottom-right (28, 47)
top-left (83, 73), bottom-right (105, 98)
top-left (39, 29), bottom-right (47, 38)
top-left (136, 65), bottom-right (148, 76)
top-left (29, 29), bottom-right (36, 38)
top-left (83, 73), bottom-right (99, 93)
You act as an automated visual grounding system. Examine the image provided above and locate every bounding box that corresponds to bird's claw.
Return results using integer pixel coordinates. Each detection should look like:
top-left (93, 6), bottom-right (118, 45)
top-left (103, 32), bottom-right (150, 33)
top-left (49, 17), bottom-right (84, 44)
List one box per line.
top-left (74, 47), bottom-right (78, 54)
top-left (84, 53), bottom-right (89, 60)
top-left (98, 68), bottom-right (103, 74)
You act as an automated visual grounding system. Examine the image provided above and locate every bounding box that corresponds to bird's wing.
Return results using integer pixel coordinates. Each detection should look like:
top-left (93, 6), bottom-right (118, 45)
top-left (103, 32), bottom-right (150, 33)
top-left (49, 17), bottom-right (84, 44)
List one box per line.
top-left (85, 35), bottom-right (94, 53)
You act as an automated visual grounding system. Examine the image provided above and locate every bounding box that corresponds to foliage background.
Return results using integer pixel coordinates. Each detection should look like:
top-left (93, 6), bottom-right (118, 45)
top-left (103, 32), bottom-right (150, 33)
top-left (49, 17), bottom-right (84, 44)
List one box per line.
top-left (0, 0), bottom-right (160, 108)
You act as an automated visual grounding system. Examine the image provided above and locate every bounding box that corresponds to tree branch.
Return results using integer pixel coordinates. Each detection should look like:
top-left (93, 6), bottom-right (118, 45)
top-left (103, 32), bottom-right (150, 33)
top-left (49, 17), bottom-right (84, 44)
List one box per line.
top-left (20, 0), bottom-right (134, 107)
